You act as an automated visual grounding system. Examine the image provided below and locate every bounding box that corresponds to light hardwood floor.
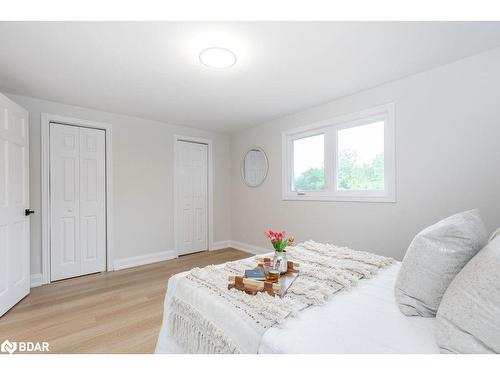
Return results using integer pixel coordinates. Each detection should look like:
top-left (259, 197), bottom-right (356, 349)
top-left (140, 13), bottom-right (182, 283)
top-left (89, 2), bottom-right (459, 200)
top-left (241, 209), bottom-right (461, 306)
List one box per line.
top-left (0, 248), bottom-right (249, 354)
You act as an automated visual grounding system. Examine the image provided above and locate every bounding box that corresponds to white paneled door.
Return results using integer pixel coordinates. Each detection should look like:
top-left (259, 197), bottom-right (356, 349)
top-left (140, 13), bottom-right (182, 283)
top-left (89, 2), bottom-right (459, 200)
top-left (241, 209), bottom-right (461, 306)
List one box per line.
top-left (50, 123), bottom-right (106, 281)
top-left (0, 93), bottom-right (30, 317)
top-left (177, 140), bottom-right (208, 255)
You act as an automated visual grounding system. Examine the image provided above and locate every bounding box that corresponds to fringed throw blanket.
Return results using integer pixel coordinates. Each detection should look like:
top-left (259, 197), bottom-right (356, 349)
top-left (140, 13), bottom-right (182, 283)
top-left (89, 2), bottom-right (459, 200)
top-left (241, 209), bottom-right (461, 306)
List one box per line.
top-left (168, 240), bottom-right (394, 353)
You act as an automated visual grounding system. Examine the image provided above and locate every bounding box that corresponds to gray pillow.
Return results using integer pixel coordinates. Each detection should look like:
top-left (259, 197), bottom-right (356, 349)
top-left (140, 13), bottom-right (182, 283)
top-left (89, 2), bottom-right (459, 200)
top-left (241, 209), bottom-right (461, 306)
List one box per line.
top-left (436, 235), bottom-right (500, 353)
top-left (395, 209), bottom-right (488, 317)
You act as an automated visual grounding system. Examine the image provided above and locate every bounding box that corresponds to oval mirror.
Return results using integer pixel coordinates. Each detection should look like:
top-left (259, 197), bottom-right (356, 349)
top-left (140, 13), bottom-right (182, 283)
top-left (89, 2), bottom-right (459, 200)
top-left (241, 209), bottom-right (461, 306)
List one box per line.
top-left (242, 148), bottom-right (269, 187)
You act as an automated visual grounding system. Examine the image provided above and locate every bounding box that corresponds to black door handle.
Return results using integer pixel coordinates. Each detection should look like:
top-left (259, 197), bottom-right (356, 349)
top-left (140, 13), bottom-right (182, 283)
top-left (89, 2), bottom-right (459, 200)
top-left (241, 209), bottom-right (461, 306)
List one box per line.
top-left (25, 209), bottom-right (35, 216)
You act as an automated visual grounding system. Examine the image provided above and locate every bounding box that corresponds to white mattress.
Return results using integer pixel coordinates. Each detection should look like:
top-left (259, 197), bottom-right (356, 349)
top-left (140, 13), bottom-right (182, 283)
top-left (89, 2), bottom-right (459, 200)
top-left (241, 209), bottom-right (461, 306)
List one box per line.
top-left (155, 261), bottom-right (439, 354)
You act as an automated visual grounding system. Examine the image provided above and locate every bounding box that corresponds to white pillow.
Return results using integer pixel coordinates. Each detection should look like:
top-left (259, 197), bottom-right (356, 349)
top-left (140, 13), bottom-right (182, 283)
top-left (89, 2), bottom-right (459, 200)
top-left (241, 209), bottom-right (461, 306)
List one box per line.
top-left (436, 235), bottom-right (500, 353)
top-left (395, 209), bottom-right (488, 317)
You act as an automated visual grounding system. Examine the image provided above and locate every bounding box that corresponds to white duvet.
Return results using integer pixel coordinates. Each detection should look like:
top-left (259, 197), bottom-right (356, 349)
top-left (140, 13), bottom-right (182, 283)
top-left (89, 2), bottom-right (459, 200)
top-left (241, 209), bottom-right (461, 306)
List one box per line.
top-left (155, 261), bottom-right (439, 354)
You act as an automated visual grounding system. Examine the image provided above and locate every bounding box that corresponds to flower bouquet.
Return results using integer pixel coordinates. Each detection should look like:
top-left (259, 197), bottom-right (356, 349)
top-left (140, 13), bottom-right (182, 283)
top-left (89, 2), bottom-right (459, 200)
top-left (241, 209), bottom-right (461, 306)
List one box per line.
top-left (264, 230), bottom-right (294, 274)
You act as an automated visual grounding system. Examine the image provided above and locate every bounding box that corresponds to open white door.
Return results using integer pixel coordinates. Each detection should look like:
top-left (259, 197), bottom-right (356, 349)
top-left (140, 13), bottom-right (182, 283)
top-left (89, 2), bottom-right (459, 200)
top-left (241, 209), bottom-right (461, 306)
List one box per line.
top-left (0, 93), bottom-right (30, 317)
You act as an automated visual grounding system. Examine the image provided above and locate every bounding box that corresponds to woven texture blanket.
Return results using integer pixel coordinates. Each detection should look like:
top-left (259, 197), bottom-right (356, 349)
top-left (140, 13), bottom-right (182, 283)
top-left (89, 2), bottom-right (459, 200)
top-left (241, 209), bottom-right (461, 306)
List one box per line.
top-left (168, 240), bottom-right (394, 353)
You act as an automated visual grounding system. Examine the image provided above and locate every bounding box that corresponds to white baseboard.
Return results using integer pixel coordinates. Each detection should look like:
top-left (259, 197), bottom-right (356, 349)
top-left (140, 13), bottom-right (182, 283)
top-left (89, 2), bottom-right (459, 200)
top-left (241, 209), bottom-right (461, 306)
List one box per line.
top-left (229, 241), bottom-right (270, 255)
top-left (30, 244), bottom-right (267, 283)
top-left (211, 240), bottom-right (271, 255)
top-left (210, 240), bottom-right (231, 250)
top-left (113, 250), bottom-right (177, 271)
top-left (30, 273), bottom-right (43, 288)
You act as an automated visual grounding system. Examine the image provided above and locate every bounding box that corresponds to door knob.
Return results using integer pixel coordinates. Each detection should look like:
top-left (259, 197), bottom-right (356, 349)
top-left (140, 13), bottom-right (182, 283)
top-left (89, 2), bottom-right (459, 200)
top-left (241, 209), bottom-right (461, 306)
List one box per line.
top-left (25, 209), bottom-right (35, 216)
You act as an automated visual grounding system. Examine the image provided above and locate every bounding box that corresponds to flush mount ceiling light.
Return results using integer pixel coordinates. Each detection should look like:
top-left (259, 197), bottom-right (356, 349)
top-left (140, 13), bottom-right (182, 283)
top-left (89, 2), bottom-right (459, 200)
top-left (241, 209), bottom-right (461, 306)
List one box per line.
top-left (199, 47), bottom-right (237, 69)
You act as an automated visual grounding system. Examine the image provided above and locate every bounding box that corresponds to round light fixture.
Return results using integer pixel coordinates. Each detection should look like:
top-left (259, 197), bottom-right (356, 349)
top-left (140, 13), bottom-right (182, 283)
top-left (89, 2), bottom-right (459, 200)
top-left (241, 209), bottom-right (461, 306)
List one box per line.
top-left (199, 47), bottom-right (237, 69)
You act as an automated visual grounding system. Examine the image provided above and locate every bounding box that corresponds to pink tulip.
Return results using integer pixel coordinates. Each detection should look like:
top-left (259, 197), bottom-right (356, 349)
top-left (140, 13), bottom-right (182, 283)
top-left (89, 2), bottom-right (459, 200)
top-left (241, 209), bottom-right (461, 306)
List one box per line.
top-left (265, 229), bottom-right (295, 251)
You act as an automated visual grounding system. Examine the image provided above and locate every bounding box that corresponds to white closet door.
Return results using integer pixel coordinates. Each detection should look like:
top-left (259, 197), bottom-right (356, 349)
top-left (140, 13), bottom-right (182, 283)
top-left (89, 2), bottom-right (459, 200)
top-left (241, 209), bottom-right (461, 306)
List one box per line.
top-left (177, 141), bottom-right (208, 255)
top-left (0, 94), bottom-right (30, 317)
top-left (50, 124), bottom-right (80, 281)
top-left (50, 124), bottom-right (106, 281)
top-left (79, 127), bottom-right (106, 275)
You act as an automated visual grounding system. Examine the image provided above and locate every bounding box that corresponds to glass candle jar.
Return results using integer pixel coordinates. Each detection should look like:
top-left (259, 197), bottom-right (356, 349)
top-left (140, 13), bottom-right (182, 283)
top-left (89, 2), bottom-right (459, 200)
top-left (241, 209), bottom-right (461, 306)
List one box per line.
top-left (266, 269), bottom-right (280, 283)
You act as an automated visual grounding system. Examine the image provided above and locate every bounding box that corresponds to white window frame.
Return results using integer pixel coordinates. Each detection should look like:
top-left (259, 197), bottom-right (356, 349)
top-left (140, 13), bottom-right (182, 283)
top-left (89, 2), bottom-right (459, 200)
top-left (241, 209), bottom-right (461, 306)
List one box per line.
top-left (282, 103), bottom-right (396, 202)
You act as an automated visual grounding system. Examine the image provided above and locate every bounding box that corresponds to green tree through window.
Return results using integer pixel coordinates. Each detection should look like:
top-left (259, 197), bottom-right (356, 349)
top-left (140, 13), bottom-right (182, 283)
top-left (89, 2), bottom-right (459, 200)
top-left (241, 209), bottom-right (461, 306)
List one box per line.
top-left (293, 167), bottom-right (325, 191)
top-left (337, 150), bottom-right (384, 190)
top-left (292, 150), bottom-right (384, 191)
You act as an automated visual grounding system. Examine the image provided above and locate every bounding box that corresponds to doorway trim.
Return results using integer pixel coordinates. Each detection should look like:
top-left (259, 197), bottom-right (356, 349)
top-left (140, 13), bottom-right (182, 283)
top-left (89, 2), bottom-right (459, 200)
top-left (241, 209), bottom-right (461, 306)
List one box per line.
top-left (173, 135), bottom-right (214, 256)
top-left (41, 113), bottom-right (114, 285)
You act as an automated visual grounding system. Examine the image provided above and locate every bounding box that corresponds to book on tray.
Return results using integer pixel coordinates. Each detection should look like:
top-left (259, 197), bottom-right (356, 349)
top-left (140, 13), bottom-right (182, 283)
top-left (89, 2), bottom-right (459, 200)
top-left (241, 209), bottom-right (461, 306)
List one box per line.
top-left (244, 269), bottom-right (266, 281)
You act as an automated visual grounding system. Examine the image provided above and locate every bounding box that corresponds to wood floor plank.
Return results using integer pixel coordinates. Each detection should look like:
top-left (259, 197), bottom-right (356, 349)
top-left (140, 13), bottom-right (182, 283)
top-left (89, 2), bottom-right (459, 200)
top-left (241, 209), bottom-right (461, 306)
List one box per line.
top-left (0, 248), bottom-right (249, 354)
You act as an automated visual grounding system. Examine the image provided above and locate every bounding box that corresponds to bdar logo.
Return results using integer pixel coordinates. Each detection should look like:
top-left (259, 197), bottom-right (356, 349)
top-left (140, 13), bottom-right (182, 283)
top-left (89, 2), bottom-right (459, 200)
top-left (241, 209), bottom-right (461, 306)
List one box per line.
top-left (1, 340), bottom-right (17, 354)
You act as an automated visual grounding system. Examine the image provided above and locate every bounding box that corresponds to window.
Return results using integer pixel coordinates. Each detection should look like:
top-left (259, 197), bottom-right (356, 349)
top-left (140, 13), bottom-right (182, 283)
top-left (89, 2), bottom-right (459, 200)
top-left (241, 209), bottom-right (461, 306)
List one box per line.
top-left (282, 104), bottom-right (395, 202)
top-left (292, 134), bottom-right (325, 191)
top-left (337, 121), bottom-right (384, 191)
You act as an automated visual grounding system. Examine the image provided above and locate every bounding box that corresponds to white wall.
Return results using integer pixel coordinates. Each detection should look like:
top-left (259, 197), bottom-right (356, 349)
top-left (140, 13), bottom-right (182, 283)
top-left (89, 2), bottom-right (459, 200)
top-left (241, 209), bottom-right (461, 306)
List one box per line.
top-left (230, 48), bottom-right (500, 260)
top-left (8, 46), bottom-right (500, 275)
top-left (6, 94), bottom-right (232, 275)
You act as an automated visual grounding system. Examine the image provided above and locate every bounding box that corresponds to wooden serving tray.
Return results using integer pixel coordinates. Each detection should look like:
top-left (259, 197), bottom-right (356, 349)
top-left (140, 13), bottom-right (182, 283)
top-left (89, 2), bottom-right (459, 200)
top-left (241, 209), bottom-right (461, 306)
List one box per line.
top-left (227, 259), bottom-right (300, 298)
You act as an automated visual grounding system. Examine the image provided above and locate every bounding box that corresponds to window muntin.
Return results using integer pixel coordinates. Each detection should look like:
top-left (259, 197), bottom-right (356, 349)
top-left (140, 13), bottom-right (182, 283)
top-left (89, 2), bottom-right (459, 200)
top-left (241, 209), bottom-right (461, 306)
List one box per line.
top-left (282, 104), bottom-right (395, 202)
top-left (292, 134), bottom-right (325, 191)
top-left (337, 121), bottom-right (384, 191)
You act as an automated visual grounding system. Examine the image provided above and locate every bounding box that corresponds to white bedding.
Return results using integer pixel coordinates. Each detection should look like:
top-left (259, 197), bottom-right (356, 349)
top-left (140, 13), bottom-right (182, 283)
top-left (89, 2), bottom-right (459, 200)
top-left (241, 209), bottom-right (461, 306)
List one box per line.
top-left (155, 260), bottom-right (439, 354)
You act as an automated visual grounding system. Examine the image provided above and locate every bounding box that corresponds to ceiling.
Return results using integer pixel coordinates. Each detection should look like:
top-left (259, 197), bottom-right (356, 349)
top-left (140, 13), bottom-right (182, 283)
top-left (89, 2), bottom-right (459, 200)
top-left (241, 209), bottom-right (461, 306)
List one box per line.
top-left (1, 21), bottom-right (500, 133)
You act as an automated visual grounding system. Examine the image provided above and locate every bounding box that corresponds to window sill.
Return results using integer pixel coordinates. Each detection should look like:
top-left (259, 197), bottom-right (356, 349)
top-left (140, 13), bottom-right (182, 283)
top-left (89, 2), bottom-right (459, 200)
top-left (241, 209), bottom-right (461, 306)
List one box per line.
top-left (282, 194), bottom-right (396, 203)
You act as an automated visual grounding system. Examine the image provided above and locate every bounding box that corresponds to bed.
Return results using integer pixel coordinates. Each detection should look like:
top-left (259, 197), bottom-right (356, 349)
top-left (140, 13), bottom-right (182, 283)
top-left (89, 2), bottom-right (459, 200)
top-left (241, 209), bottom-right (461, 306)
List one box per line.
top-left (155, 255), bottom-right (439, 354)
